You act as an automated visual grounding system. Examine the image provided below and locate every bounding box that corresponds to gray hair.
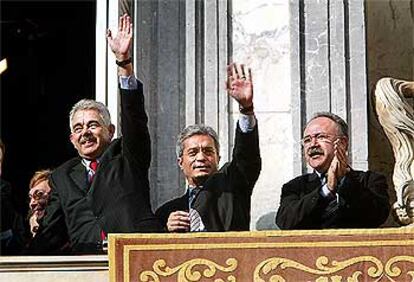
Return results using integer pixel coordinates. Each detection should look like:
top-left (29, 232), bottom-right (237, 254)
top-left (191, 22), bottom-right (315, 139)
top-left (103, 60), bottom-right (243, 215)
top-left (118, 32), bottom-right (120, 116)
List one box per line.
top-left (69, 99), bottom-right (112, 131)
top-left (176, 124), bottom-right (220, 158)
top-left (308, 111), bottom-right (348, 137)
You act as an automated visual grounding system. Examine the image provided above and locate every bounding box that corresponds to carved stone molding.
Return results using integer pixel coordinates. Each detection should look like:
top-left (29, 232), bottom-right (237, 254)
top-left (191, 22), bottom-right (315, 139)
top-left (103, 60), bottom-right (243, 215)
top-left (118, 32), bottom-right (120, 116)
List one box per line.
top-left (373, 77), bottom-right (414, 225)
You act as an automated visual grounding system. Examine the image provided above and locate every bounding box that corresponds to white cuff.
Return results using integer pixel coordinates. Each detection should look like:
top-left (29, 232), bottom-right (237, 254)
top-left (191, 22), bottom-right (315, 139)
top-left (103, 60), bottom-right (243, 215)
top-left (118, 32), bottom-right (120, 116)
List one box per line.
top-left (239, 114), bottom-right (256, 133)
top-left (119, 75), bottom-right (138, 90)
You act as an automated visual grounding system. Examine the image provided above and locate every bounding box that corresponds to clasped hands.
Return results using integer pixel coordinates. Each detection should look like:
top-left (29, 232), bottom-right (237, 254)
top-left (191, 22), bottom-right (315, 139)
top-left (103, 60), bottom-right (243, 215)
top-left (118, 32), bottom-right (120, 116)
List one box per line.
top-left (326, 139), bottom-right (350, 192)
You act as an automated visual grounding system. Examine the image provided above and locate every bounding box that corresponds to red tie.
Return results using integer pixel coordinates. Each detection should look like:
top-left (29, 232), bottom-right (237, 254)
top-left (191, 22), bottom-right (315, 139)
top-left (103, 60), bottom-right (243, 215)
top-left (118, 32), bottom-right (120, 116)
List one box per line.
top-left (89, 160), bottom-right (98, 183)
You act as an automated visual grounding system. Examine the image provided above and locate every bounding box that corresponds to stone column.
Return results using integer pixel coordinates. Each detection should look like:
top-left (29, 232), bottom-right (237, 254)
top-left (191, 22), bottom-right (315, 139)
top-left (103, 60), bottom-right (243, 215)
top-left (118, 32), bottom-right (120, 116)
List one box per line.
top-left (134, 0), bottom-right (229, 209)
top-left (291, 0), bottom-right (369, 175)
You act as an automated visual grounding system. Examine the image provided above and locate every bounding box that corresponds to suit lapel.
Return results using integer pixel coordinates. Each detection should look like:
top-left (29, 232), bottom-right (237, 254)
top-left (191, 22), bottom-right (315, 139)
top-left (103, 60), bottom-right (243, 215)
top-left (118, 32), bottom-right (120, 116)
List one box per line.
top-left (69, 162), bottom-right (88, 193)
top-left (306, 172), bottom-right (322, 193)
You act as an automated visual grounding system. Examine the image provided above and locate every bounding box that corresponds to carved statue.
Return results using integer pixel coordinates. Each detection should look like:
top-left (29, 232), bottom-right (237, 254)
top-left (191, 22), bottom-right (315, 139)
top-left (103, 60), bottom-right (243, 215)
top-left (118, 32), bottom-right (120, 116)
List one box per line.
top-left (373, 77), bottom-right (414, 226)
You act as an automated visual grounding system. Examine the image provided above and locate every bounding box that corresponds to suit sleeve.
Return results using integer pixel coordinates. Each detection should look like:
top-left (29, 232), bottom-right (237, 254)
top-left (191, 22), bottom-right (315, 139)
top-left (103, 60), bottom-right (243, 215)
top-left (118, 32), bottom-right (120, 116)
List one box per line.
top-left (276, 179), bottom-right (329, 229)
top-left (227, 122), bottom-right (261, 194)
top-left (339, 171), bottom-right (390, 227)
top-left (120, 81), bottom-right (151, 169)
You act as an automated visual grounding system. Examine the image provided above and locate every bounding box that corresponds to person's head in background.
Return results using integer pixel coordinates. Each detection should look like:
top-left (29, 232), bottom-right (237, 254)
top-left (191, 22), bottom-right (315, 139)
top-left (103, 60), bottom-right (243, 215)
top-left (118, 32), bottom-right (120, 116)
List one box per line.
top-left (28, 169), bottom-right (53, 236)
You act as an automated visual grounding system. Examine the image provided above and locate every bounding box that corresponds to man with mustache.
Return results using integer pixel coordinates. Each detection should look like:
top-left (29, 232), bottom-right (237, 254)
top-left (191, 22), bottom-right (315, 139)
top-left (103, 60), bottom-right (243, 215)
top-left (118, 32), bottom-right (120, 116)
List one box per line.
top-left (28, 14), bottom-right (161, 254)
top-left (276, 112), bottom-right (390, 229)
top-left (155, 63), bottom-right (261, 232)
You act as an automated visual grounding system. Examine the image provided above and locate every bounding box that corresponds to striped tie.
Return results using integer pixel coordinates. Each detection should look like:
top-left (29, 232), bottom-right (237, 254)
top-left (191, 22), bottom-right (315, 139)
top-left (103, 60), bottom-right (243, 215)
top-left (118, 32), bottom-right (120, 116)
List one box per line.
top-left (188, 187), bottom-right (203, 232)
top-left (189, 208), bottom-right (202, 232)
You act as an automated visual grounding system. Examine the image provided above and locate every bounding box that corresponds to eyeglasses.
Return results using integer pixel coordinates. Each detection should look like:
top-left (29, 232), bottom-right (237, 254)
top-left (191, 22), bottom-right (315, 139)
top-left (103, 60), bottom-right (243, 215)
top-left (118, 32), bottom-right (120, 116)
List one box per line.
top-left (301, 133), bottom-right (342, 147)
top-left (28, 190), bottom-right (49, 201)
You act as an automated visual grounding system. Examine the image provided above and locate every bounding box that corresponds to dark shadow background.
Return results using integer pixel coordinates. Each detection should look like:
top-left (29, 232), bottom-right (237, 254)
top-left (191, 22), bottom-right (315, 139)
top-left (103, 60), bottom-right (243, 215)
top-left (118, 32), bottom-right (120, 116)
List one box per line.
top-left (1, 1), bottom-right (96, 215)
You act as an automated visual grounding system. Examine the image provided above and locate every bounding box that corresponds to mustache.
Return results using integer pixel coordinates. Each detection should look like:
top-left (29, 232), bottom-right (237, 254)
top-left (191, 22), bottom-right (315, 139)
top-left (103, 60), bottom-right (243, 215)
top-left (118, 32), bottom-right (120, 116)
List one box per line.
top-left (80, 133), bottom-right (95, 144)
top-left (308, 147), bottom-right (324, 157)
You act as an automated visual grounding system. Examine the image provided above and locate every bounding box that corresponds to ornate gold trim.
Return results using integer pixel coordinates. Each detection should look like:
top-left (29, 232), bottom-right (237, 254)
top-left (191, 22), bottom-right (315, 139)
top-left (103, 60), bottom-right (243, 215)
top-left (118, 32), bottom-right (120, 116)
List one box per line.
top-left (253, 255), bottom-right (414, 281)
top-left (384, 255), bottom-right (414, 277)
top-left (108, 234), bottom-right (117, 282)
top-left (109, 227), bottom-right (414, 240)
top-left (123, 239), bottom-right (414, 251)
top-left (109, 228), bottom-right (414, 281)
top-left (139, 258), bottom-right (237, 282)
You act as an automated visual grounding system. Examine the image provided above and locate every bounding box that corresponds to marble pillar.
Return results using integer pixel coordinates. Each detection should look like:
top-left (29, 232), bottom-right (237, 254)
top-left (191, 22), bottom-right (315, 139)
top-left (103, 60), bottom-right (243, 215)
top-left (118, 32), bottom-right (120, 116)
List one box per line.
top-left (231, 0), bottom-right (292, 230)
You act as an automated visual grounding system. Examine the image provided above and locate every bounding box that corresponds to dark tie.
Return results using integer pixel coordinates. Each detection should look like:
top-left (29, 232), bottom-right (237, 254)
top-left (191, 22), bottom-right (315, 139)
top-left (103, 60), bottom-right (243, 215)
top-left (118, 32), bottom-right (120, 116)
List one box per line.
top-left (320, 173), bottom-right (340, 227)
top-left (320, 172), bottom-right (326, 186)
top-left (89, 160), bottom-right (98, 183)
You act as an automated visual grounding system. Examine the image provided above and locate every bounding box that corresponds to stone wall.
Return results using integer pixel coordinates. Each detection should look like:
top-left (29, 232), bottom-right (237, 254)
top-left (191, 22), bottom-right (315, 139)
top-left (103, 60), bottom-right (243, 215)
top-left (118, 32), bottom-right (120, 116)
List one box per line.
top-left (366, 0), bottom-right (414, 226)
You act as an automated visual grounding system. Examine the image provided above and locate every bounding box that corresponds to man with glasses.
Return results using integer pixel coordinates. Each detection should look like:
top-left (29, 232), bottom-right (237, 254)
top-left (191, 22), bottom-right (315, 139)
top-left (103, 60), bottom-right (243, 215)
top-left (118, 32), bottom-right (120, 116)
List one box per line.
top-left (276, 112), bottom-right (390, 229)
top-left (28, 169), bottom-right (53, 237)
top-left (155, 63), bottom-right (261, 232)
top-left (27, 169), bottom-right (71, 253)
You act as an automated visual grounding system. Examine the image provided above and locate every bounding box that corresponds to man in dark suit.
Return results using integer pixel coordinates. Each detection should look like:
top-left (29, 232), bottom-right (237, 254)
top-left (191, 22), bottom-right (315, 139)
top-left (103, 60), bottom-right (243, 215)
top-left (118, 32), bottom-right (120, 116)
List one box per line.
top-left (276, 112), bottom-right (390, 229)
top-left (29, 14), bottom-right (161, 254)
top-left (155, 63), bottom-right (261, 232)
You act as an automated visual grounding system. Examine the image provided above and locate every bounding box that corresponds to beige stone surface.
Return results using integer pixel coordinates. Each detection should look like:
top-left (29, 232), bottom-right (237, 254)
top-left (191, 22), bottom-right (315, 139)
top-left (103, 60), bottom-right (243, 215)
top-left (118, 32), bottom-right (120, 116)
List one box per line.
top-left (231, 0), bottom-right (291, 230)
top-left (0, 255), bottom-right (108, 282)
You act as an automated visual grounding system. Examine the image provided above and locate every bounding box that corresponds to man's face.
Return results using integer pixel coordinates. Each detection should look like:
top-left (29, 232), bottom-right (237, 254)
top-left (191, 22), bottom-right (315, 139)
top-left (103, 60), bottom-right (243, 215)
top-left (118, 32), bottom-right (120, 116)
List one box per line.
top-left (69, 109), bottom-right (115, 160)
top-left (28, 180), bottom-right (51, 235)
top-left (178, 134), bottom-right (220, 186)
top-left (303, 117), bottom-right (347, 172)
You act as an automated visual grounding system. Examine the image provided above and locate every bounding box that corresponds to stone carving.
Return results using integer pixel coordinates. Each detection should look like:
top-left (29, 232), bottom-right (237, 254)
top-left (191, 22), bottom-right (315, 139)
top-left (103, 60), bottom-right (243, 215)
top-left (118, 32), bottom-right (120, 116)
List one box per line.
top-left (373, 77), bottom-right (414, 225)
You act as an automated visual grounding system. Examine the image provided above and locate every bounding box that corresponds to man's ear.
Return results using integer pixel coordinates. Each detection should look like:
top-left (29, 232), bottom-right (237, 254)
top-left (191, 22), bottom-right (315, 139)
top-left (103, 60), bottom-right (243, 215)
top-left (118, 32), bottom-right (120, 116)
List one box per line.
top-left (108, 124), bottom-right (115, 139)
top-left (177, 157), bottom-right (183, 170)
top-left (343, 136), bottom-right (350, 151)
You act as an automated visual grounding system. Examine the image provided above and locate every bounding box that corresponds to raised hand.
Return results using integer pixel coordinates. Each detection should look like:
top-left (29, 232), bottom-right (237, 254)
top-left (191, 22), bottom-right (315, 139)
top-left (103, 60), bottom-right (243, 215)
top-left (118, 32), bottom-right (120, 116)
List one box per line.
top-left (106, 13), bottom-right (133, 61)
top-left (327, 138), bottom-right (349, 191)
top-left (226, 63), bottom-right (254, 109)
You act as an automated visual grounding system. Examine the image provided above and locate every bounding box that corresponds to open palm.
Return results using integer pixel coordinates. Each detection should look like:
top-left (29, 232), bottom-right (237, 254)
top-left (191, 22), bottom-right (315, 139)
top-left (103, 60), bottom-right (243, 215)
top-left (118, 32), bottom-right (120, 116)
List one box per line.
top-left (226, 63), bottom-right (253, 108)
top-left (107, 14), bottom-right (132, 60)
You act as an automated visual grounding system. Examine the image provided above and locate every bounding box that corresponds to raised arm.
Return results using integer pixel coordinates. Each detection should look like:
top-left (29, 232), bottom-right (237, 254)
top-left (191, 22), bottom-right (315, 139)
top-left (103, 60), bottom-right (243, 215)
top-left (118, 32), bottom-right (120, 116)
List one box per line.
top-left (107, 14), bottom-right (151, 168)
top-left (225, 63), bottom-right (261, 190)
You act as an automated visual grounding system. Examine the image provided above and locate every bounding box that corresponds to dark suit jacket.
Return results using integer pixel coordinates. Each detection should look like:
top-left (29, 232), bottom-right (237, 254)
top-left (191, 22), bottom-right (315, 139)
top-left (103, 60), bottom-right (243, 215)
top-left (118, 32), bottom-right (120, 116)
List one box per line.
top-left (156, 124), bottom-right (261, 231)
top-left (30, 82), bottom-right (162, 254)
top-left (276, 170), bottom-right (390, 230)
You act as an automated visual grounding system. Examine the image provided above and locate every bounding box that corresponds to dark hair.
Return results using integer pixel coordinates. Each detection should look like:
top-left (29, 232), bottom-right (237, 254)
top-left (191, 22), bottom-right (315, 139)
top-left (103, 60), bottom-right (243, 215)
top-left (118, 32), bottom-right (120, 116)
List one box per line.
top-left (308, 112), bottom-right (348, 137)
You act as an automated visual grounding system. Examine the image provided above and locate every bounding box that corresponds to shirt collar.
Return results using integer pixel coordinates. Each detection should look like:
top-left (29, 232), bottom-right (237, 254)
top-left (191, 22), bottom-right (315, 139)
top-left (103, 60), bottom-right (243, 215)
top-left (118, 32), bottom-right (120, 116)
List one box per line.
top-left (82, 158), bottom-right (100, 170)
